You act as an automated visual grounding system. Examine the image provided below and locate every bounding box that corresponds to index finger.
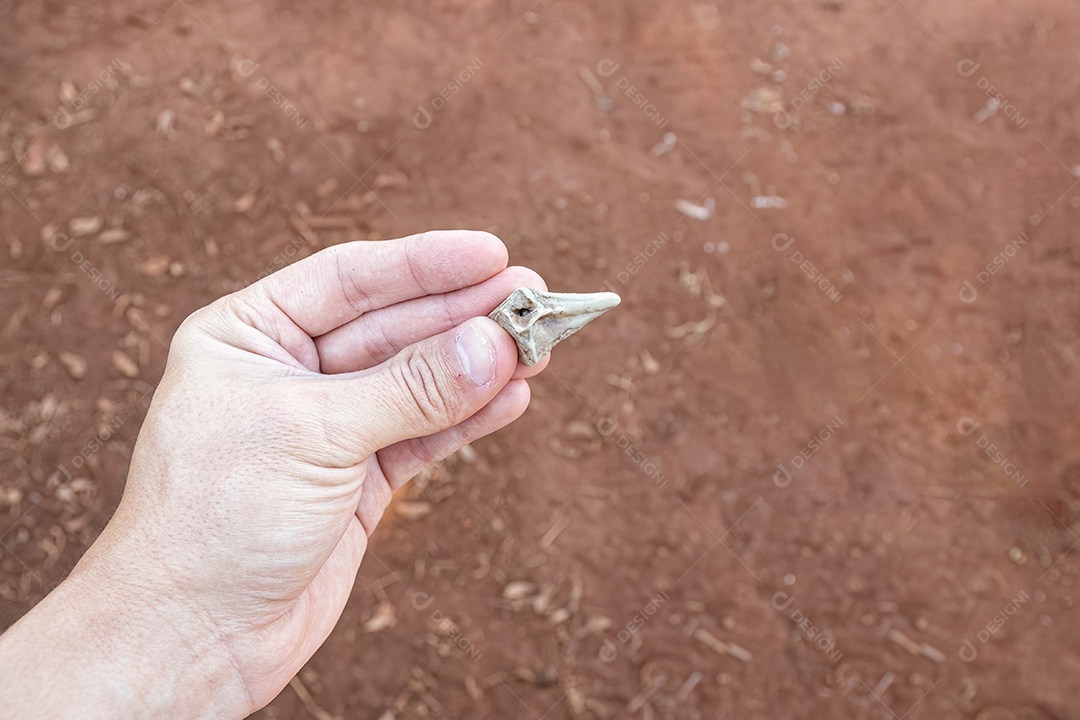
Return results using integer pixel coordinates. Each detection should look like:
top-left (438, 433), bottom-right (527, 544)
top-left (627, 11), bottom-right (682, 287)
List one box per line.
top-left (249, 230), bottom-right (509, 338)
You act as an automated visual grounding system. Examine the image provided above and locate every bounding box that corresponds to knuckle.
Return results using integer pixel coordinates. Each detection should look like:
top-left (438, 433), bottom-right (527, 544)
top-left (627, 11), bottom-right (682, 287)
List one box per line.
top-left (333, 245), bottom-right (372, 312)
top-left (169, 305), bottom-right (216, 358)
top-left (393, 348), bottom-right (458, 427)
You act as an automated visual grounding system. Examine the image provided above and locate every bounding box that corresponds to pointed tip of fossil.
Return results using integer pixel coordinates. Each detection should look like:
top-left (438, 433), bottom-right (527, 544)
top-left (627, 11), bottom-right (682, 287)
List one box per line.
top-left (592, 291), bottom-right (621, 312)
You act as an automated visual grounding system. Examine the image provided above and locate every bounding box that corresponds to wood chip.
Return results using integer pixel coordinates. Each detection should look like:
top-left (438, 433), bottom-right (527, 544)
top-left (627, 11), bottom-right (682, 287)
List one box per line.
top-left (693, 628), bottom-right (752, 662)
top-left (676, 671), bottom-right (702, 702)
top-left (98, 228), bottom-right (131, 245)
top-left (69, 216), bottom-right (103, 237)
top-left (395, 501), bottom-right (433, 521)
top-left (288, 676), bottom-right (334, 720)
top-left (628, 674), bottom-right (666, 713)
top-left (920, 642), bottom-right (946, 663)
top-left (539, 511), bottom-right (570, 549)
top-left (886, 628), bottom-right (923, 656)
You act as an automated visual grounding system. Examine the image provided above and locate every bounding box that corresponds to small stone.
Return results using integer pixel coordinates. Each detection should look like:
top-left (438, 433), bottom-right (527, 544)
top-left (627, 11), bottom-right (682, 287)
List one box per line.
top-left (742, 87), bottom-right (783, 115)
top-left (98, 228), bottom-right (131, 245)
top-left (41, 287), bottom-right (64, 310)
top-left (138, 255), bottom-right (172, 277)
top-left (363, 602), bottom-right (397, 633)
top-left (19, 141), bottom-right (47, 176)
top-left (111, 350), bottom-right (139, 378)
top-left (565, 420), bottom-right (595, 440)
top-left (46, 144), bottom-right (70, 173)
top-left (69, 216), bottom-right (103, 237)
top-left (58, 352), bottom-right (88, 380)
top-left (156, 109), bottom-right (176, 138)
top-left (374, 172), bottom-right (408, 189)
top-left (234, 192), bottom-right (257, 213)
top-left (502, 581), bottom-right (536, 601)
top-left (641, 349), bottom-right (661, 374)
top-left (267, 138), bottom-right (285, 162)
top-left (458, 444), bottom-right (478, 464)
top-left (750, 58), bottom-right (775, 76)
top-left (395, 501), bottom-right (432, 520)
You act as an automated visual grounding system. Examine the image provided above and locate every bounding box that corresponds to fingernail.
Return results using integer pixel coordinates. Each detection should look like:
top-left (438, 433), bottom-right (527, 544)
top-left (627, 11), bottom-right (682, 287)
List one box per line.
top-left (456, 320), bottom-right (497, 386)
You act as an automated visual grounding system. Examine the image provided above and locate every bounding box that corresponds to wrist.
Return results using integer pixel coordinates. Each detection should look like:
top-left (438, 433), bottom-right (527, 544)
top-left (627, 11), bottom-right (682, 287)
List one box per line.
top-left (0, 529), bottom-right (252, 719)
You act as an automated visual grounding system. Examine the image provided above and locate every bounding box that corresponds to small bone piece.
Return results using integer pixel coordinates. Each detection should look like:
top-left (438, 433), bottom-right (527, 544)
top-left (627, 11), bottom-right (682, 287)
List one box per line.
top-left (488, 287), bottom-right (621, 366)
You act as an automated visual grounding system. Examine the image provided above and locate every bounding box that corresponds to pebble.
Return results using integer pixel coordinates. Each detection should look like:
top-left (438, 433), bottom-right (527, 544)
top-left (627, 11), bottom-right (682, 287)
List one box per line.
top-left (138, 255), bottom-right (172, 277)
top-left (395, 501), bottom-right (433, 521)
top-left (565, 420), bottom-right (595, 440)
top-left (69, 216), bottom-right (103, 237)
top-left (58, 352), bottom-right (87, 380)
top-left (458, 444), bottom-right (478, 464)
top-left (98, 228), bottom-right (131, 245)
top-left (111, 350), bottom-right (139, 378)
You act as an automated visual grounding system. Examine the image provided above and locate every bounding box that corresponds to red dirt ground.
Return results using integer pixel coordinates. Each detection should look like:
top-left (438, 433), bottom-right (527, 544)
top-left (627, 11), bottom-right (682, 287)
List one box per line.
top-left (3, 1), bottom-right (1080, 717)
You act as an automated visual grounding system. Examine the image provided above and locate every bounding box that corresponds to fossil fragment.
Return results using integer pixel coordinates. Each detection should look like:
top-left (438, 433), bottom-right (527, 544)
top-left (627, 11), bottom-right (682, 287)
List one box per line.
top-left (489, 287), bottom-right (621, 366)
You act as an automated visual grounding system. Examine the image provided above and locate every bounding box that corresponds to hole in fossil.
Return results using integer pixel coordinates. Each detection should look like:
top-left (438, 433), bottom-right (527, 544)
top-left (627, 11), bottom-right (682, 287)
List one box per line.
top-left (514, 306), bottom-right (531, 317)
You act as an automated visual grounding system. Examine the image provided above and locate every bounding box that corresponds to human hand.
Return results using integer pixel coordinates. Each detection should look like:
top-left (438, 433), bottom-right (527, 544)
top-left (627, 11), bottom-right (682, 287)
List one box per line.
top-left (0, 231), bottom-right (548, 717)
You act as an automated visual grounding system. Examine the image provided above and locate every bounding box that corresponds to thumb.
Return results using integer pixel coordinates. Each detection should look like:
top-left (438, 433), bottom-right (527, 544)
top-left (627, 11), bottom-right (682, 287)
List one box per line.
top-left (333, 316), bottom-right (520, 454)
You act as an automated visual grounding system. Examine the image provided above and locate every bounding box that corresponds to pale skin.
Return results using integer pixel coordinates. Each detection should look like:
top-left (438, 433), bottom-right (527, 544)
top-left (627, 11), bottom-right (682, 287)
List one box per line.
top-left (0, 230), bottom-right (550, 718)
